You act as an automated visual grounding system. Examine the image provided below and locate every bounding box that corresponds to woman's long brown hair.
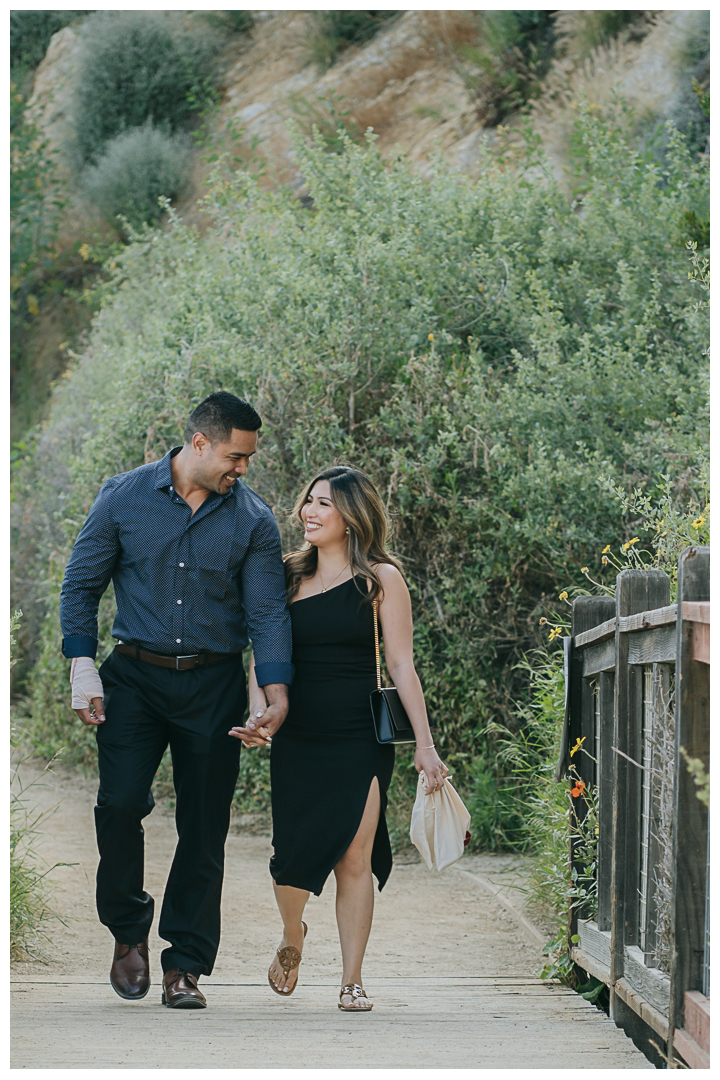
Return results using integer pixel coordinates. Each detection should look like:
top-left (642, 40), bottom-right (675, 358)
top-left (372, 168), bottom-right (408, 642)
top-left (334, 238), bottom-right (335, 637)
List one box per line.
top-left (284, 465), bottom-right (402, 604)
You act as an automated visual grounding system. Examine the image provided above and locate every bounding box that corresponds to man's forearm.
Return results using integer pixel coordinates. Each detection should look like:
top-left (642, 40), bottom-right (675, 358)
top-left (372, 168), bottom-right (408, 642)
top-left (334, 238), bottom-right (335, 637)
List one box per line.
top-left (262, 683), bottom-right (289, 710)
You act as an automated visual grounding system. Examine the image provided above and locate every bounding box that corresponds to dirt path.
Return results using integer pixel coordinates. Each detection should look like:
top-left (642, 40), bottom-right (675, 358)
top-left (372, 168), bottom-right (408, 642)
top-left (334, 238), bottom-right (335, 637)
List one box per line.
top-left (11, 762), bottom-right (651, 1069)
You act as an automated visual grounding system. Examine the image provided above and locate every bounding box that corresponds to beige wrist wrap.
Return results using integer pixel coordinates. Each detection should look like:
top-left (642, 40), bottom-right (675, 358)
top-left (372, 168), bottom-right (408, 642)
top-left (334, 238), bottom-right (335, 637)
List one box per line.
top-left (70, 656), bottom-right (105, 710)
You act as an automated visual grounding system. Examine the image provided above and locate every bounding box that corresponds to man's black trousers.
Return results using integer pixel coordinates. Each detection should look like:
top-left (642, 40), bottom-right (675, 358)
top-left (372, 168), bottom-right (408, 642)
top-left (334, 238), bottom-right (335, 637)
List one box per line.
top-left (95, 649), bottom-right (246, 977)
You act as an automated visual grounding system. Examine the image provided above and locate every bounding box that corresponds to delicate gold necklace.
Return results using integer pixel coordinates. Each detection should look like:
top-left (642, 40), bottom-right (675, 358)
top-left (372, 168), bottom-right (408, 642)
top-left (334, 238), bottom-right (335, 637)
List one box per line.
top-left (319, 562), bottom-right (349, 593)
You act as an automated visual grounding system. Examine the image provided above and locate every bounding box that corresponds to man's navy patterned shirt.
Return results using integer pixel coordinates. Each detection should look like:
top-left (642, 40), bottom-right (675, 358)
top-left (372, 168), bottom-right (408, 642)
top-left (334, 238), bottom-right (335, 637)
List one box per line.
top-left (60, 447), bottom-right (293, 687)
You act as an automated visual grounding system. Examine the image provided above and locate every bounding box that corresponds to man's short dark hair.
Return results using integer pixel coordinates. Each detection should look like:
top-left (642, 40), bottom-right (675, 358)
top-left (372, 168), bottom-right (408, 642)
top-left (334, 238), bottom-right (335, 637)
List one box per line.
top-left (185, 391), bottom-right (262, 445)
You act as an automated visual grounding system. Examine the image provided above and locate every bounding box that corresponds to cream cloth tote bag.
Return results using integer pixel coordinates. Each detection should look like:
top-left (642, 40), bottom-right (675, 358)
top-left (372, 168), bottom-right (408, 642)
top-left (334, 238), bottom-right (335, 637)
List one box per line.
top-left (410, 770), bottom-right (471, 871)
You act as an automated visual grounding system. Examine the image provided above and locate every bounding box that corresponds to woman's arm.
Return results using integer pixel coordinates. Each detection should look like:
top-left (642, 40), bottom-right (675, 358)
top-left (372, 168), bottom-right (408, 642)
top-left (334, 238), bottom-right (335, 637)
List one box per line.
top-left (248, 651), bottom-right (268, 715)
top-left (228, 651), bottom-right (271, 746)
top-left (376, 564), bottom-right (448, 790)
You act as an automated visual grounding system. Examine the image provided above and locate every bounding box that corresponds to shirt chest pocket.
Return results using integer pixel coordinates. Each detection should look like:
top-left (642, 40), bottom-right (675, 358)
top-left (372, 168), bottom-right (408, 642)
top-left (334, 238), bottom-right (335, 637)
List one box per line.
top-left (190, 538), bottom-right (243, 578)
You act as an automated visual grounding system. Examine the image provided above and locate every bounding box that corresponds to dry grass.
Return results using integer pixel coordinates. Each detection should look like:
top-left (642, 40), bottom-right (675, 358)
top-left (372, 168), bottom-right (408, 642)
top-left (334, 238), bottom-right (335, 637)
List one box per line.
top-left (553, 10), bottom-right (658, 62)
top-left (417, 10), bottom-right (481, 56)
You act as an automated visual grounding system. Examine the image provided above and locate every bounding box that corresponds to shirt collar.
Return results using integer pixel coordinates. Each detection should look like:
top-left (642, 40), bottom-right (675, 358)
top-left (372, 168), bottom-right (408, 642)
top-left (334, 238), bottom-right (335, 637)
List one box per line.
top-left (154, 447), bottom-right (182, 490)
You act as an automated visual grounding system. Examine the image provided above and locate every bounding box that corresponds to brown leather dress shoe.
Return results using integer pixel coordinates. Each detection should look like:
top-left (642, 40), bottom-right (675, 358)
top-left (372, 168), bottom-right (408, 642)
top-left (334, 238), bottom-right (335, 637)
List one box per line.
top-left (162, 969), bottom-right (207, 1009)
top-left (110, 940), bottom-right (150, 1000)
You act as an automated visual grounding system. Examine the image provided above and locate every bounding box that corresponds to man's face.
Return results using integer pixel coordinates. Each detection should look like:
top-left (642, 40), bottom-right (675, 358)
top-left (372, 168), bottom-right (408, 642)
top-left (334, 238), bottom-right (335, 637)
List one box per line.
top-left (191, 428), bottom-right (258, 495)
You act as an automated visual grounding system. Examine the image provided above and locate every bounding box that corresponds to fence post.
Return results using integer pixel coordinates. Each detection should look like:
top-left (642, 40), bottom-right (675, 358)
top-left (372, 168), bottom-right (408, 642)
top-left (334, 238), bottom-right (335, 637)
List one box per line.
top-left (667, 547), bottom-right (710, 1062)
top-left (569, 598), bottom-right (615, 947)
top-left (610, 570), bottom-right (670, 994)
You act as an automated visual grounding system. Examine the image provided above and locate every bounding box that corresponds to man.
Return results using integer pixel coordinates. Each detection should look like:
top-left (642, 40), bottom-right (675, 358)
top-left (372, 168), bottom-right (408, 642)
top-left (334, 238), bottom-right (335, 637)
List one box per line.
top-left (60, 391), bottom-right (292, 1009)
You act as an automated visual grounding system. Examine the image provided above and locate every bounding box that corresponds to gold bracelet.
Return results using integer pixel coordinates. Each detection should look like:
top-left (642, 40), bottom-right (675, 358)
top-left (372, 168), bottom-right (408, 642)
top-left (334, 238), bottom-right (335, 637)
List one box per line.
top-left (418, 742), bottom-right (435, 750)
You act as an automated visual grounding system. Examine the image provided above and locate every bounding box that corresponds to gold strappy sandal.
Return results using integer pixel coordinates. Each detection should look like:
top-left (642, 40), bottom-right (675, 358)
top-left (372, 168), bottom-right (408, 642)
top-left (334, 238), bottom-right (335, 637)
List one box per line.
top-left (268, 921), bottom-right (308, 996)
top-left (338, 983), bottom-right (373, 1011)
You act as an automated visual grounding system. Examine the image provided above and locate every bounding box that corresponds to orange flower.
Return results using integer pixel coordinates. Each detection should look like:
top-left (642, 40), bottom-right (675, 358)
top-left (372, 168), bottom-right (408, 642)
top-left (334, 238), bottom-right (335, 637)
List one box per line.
top-left (570, 779), bottom-right (586, 797)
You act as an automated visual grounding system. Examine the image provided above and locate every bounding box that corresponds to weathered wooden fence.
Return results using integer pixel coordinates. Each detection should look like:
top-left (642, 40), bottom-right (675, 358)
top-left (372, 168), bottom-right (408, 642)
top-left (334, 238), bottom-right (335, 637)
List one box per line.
top-left (557, 546), bottom-right (709, 1068)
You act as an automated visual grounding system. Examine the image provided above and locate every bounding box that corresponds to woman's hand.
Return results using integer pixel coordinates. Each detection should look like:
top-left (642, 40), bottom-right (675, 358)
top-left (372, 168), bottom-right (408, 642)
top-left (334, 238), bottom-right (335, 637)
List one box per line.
top-left (229, 702), bottom-right (272, 747)
top-left (414, 745), bottom-right (448, 791)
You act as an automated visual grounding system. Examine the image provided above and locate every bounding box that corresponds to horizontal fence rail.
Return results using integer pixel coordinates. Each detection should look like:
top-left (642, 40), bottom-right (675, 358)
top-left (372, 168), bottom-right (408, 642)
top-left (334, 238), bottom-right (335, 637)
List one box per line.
top-left (558, 547), bottom-right (709, 1068)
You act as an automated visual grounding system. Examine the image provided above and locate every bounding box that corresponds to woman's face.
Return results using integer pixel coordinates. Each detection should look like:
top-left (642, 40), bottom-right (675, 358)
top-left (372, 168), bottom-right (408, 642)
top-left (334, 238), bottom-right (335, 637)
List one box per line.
top-left (301, 480), bottom-right (348, 548)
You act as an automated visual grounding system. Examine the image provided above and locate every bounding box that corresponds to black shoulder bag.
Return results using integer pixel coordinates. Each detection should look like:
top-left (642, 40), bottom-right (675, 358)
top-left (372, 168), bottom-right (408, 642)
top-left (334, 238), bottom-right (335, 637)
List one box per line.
top-left (369, 600), bottom-right (416, 744)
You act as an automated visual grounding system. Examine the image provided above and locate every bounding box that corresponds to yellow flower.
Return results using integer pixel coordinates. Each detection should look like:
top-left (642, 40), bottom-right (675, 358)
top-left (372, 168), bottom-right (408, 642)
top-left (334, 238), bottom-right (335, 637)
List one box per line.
top-left (428, 333), bottom-right (434, 342)
top-left (580, 566), bottom-right (588, 574)
top-left (78, 243), bottom-right (92, 261)
top-left (559, 591), bottom-right (568, 601)
top-left (622, 537), bottom-right (640, 551)
top-left (601, 556), bottom-right (608, 566)
top-left (570, 736), bottom-right (586, 758)
top-left (549, 626), bottom-right (562, 641)
top-left (595, 824), bottom-right (599, 835)
top-left (478, 284), bottom-right (483, 292)
top-left (693, 517), bottom-right (705, 529)
top-left (602, 545), bottom-right (611, 554)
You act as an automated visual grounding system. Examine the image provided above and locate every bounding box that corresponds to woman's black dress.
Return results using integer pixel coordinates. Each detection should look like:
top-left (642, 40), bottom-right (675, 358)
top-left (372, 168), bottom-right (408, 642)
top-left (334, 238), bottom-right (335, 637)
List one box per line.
top-left (269, 576), bottom-right (395, 895)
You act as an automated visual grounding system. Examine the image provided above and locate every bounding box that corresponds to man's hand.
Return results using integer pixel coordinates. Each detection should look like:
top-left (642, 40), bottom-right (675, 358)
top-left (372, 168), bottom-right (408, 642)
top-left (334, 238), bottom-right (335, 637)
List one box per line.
top-left (228, 683), bottom-right (288, 746)
top-left (70, 656), bottom-right (106, 727)
top-left (75, 698), bottom-right (106, 727)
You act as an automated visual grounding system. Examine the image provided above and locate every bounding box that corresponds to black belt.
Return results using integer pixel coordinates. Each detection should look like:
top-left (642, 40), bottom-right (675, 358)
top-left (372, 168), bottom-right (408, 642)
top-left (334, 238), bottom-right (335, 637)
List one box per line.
top-left (115, 644), bottom-right (241, 671)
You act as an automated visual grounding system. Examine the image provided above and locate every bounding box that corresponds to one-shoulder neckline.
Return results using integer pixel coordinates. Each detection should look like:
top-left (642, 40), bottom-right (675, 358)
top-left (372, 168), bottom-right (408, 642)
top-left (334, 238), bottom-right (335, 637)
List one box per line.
top-left (290, 574), bottom-right (365, 606)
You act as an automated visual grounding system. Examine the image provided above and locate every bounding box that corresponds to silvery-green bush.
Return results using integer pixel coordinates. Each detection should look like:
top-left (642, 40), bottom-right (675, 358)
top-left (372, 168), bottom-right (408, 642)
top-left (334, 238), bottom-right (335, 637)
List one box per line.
top-left (15, 110), bottom-right (708, 787)
top-left (82, 125), bottom-right (192, 232)
top-left (74, 10), bottom-right (219, 164)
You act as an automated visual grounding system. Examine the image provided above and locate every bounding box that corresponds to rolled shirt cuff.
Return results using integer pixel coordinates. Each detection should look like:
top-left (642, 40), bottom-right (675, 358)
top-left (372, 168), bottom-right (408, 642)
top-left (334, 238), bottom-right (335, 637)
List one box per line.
top-left (62, 635), bottom-right (98, 660)
top-left (254, 661), bottom-right (294, 688)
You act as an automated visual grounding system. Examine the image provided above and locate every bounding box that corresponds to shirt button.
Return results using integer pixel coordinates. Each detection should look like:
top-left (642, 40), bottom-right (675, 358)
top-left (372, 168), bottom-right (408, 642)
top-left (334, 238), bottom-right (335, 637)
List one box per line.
top-left (178, 562), bottom-right (185, 568)
top-left (170, 486), bottom-right (174, 491)
top-left (176, 639), bottom-right (181, 644)
top-left (176, 599), bottom-right (182, 605)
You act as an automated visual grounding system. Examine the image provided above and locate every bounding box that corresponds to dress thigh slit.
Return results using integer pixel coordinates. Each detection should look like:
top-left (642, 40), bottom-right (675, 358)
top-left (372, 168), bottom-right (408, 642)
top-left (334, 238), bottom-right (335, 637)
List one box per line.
top-left (269, 733), bottom-right (394, 896)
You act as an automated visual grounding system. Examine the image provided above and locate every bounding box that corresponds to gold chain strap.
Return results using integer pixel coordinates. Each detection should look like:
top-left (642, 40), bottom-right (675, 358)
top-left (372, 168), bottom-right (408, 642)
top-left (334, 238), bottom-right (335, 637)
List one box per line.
top-left (372, 600), bottom-right (382, 690)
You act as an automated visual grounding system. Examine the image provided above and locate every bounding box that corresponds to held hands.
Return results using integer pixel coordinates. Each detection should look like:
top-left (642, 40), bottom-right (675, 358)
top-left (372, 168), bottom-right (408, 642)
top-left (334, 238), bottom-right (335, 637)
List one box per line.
top-left (228, 692), bottom-right (289, 747)
top-left (70, 656), bottom-right (105, 727)
top-left (229, 702), bottom-right (273, 747)
top-left (414, 744), bottom-right (448, 791)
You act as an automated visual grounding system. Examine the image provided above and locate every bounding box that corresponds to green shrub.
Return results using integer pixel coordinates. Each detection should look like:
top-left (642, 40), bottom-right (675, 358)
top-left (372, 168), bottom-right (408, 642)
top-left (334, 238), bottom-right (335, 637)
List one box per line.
top-left (9, 82), bottom-right (79, 447)
top-left (465, 756), bottom-right (525, 851)
top-left (13, 109), bottom-right (708, 800)
top-left (10, 85), bottom-right (65, 348)
top-left (304, 11), bottom-right (398, 70)
top-left (74, 10), bottom-right (219, 163)
top-left (82, 124), bottom-right (192, 232)
top-left (10, 10), bottom-right (87, 73)
top-left (448, 10), bottom-right (557, 126)
top-left (10, 760), bottom-right (64, 960)
top-left (285, 91), bottom-right (360, 154)
top-left (203, 11), bottom-right (255, 36)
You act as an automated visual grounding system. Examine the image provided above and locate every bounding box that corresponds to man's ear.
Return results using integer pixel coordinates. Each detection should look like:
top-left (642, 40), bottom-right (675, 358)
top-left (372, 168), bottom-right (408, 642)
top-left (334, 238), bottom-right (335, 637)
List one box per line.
top-left (191, 432), bottom-right (209, 454)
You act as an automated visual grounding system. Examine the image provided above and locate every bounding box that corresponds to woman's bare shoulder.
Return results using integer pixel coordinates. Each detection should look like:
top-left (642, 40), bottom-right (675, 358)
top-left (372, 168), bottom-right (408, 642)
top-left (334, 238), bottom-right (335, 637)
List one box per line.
top-left (374, 562), bottom-right (405, 587)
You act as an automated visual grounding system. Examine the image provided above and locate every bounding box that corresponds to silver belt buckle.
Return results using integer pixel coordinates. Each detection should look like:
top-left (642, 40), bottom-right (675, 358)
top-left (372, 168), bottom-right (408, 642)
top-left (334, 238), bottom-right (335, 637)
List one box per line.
top-left (175, 653), bottom-right (200, 670)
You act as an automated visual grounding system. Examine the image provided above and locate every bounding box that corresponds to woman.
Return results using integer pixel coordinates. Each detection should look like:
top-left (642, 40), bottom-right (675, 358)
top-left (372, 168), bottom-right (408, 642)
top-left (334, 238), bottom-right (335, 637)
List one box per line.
top-left (230, 466), bottom-right (447, 1011)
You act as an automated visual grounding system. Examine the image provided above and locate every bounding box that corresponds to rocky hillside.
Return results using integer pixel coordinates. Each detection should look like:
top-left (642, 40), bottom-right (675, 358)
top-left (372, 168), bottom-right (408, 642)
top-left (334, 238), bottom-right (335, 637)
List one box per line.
top-left (30, 9), bottom-right (709, 192)
top-left (12, 9), bottom-right (709, 443)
